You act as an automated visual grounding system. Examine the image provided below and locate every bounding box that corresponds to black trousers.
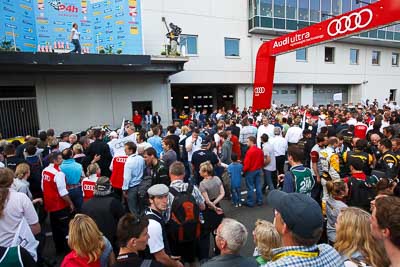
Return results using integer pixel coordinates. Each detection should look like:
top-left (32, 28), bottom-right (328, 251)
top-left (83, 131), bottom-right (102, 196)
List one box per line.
top-left (49, 208), bottom-right (70, 254)
top-left (276, 155), bottom-right (285, 175)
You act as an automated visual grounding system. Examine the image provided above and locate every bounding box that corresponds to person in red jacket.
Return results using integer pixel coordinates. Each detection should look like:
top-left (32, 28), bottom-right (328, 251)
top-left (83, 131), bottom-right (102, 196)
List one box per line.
top-left (354, 116), bottom-right (368, 139)
top-left (132, 110), bottom-right (142, 130)
top-left (41, 152), bottom-right (74, 254)
top-left (243, 136), bottom-right (264, 207)
top-left (226, 128), bottom-right (241, 161)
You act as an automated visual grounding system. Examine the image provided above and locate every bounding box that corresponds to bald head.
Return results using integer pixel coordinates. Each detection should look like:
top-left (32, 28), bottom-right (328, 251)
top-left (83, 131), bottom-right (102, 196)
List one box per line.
top-left (370, 133), bottom-right (381, 145)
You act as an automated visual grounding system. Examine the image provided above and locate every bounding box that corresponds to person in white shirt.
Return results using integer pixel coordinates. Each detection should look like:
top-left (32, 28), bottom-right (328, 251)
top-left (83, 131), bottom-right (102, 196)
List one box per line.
top-left (261, 134), bottom-right (276, 193)
top-left (185, 129), bottom-right (202, 167)
top-left (273, 127), bottom-right (288, 175)
top-left (347, 113), bottom-right (357, 126)
top-left (257, 117), bottom-right (275, 148)
top-left (70, 23), bottom-right (81, 54)
top-left (285, 118), bottom-right (303, 145)
top-left (145, 184), bottom-right (183, 267)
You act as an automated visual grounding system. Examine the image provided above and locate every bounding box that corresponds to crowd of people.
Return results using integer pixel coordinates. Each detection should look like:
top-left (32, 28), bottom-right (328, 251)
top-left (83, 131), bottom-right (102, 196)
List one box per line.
top-left (0, 102), bottom-right (400, 267)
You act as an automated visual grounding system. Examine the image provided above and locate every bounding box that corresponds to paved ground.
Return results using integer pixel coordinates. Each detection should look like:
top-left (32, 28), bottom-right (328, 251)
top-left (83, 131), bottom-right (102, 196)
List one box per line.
top-left (43, 188), bottom-right (275, 266)
top-left (219, 192), bottom-right (275, 256)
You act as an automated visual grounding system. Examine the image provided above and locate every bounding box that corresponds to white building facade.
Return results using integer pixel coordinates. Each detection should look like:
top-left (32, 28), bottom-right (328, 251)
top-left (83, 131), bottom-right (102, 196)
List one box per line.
top-left (142, 0), bottom-right (400, 109)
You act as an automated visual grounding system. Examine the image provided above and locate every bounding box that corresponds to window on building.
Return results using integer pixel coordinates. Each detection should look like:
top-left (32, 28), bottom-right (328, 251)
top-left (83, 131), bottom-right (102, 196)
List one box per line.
top-left (286, 0), bottom-right (297, 19)
top-left (392, 53), bottom-right (399, 66)
top-left (180, 35), bottom-right (198, 56)
top-left (296, 48), bottom-right (307, 61)
top-left (299, 0), bottom-right (309, 21)
top-left (321, 0), bottom-right (332, 20)
top-left (332, 0), bottom-right (341, 15)
top-left (390, 89), bottom-right (397, 102)
top-left (274, 0), bottom-right (285, 18)
top-left (350, 49), bottom-right (359, 65)
top-left (325, 47), bottom-right (335, 63)
top-left (260, 0), bottom-right (272, 17)
top-left (372, 51), bottom-right (381, 65)
top-left (225, 38), bottom-right (240, 57)
top-left (310, 0), bottom-right (320, 22)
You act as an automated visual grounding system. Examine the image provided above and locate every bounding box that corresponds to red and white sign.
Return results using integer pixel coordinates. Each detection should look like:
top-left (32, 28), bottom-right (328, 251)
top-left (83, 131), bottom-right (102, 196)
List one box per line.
top-left (253, 0), bottom-right (400, 110)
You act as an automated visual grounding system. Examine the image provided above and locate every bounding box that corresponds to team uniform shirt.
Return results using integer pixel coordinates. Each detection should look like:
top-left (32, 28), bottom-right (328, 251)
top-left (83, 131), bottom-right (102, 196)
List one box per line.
top-left (319, 146), bottom-right (340, 180)
top-left (310, 144), bottom-right (324, 177)
top-left (41, 164), bottom-right (69, 212)
top-left (282, 165), bottom-right (315, 195)
top-left (378, 150), bottom-right (400, 179)
top-left (285, 126), bottom-right (303, 144)
top-left (354, 122), bottom-right (368, 139)
top-left (109, 155), bottom-right (128, 189)
top-left (81, 174), bottom-right (97, 202)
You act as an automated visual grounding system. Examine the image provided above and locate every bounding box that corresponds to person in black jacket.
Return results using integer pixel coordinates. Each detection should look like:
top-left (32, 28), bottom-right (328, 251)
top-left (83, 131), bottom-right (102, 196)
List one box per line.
top-left (81, 176), bottom-right (125, 253)
top-left (2, 144), bottom-right (26, 171)
top-left (85, 129), bottom-right (112, 177)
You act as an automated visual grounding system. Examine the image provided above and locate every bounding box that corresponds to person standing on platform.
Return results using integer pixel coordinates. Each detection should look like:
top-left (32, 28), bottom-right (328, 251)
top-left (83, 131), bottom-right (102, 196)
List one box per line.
top-left (70, 23), bottom-right (81, 54)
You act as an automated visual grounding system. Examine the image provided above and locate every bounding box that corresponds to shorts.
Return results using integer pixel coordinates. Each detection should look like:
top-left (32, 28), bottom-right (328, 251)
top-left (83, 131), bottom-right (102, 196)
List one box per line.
top-left (169, 240), bottom-right (197, 263)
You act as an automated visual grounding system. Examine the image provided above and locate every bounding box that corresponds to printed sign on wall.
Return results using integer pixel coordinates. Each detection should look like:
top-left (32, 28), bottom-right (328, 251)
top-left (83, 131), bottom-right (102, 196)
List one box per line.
top-left (0, 0), bottom-right (143, 54)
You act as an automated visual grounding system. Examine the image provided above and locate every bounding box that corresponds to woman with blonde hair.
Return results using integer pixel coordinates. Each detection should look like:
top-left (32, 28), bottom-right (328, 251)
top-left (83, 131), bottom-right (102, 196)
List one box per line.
top-left (81, 163), bottom-right (100, 202)
top-left (252, 220), bottom-right (281, 265)
top-left (335, 207), bottom-right (390, 267)
top-left (62, 214), bottom-right (115, 267)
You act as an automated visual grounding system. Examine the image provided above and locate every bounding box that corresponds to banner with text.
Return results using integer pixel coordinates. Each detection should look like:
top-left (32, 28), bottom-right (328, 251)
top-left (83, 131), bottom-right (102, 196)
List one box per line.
top-left (0, 0), bottom-right (143, 54)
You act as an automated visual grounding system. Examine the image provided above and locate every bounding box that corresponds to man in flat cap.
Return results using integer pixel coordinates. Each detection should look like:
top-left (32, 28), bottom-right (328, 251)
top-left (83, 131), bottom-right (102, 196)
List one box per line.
top-left (144, 184), bottom-right (183, 267)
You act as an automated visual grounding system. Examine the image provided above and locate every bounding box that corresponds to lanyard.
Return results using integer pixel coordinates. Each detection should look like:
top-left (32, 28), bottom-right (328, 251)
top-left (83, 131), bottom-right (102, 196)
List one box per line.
top-left (272, 249), bottom-right (319, 261)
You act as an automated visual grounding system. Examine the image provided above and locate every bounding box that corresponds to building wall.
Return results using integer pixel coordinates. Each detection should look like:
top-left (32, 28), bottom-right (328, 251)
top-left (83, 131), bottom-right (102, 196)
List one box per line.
top-left (0, 73), bottom-right (171, 134)
top-left (142, 0), bottom-right (400, 106)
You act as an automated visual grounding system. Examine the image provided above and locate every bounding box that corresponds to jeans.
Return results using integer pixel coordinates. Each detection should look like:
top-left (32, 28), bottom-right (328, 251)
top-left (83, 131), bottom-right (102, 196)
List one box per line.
top-left (231, 187), bottom-right (241, 205)
top-left (68, 186), bottom-right (83, 212)
top-left (245, 169), bottom-right (263, 206)
top-left (127, 186), bottom-right (140, 215)
top-left (71, 39), bottom-right (81, 53)
top-left (263, 170), bottom-right (275, 191)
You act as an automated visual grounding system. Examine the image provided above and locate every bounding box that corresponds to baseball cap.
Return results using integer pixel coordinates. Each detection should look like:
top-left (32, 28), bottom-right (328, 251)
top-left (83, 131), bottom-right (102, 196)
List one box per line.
top-left (147, 184), bottom-right (169, 197)
top-left (267, 190), bottom-right (323, 239)
top-left (201, 139), bottom-right (210, 147)
top-left (94, 176), bottom-right (112, 196)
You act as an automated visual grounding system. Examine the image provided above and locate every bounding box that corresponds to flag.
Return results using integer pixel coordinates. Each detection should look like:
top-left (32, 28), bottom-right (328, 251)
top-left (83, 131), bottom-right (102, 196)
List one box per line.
top-left (119, 118), bottom-right (125, 139)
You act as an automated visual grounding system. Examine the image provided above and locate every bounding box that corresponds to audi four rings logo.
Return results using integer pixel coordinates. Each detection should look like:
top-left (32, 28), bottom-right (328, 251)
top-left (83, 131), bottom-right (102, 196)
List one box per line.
top-left (254, 87), bottom-right (266, 95)
top-left (327, 8), bottom-right (373, 37)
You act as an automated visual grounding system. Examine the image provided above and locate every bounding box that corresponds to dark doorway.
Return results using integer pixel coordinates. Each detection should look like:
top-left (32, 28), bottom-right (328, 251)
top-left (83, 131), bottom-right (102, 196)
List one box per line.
top-left (132, 101), bottom-right (152, 117)
top-left (171, 85), bottom-right (235, 112)
top-left (0, 86), bottom-right (39, 139)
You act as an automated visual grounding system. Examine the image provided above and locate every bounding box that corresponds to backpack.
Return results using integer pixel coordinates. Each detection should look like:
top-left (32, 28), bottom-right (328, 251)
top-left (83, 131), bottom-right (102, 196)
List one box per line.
top-left (347, 177), bottom-right (376, 212)
top-left (167, 185), bottom-right (201, 243)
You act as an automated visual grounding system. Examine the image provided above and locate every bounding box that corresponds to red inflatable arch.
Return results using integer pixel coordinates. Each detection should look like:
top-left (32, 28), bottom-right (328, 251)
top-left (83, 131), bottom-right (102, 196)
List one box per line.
top-left (253, 0), bottom-right (400, 110)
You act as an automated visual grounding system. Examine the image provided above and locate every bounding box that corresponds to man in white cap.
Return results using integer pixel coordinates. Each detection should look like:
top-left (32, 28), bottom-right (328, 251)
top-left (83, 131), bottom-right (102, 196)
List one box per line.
top-left (144, 184), bottom-right (183, 267)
